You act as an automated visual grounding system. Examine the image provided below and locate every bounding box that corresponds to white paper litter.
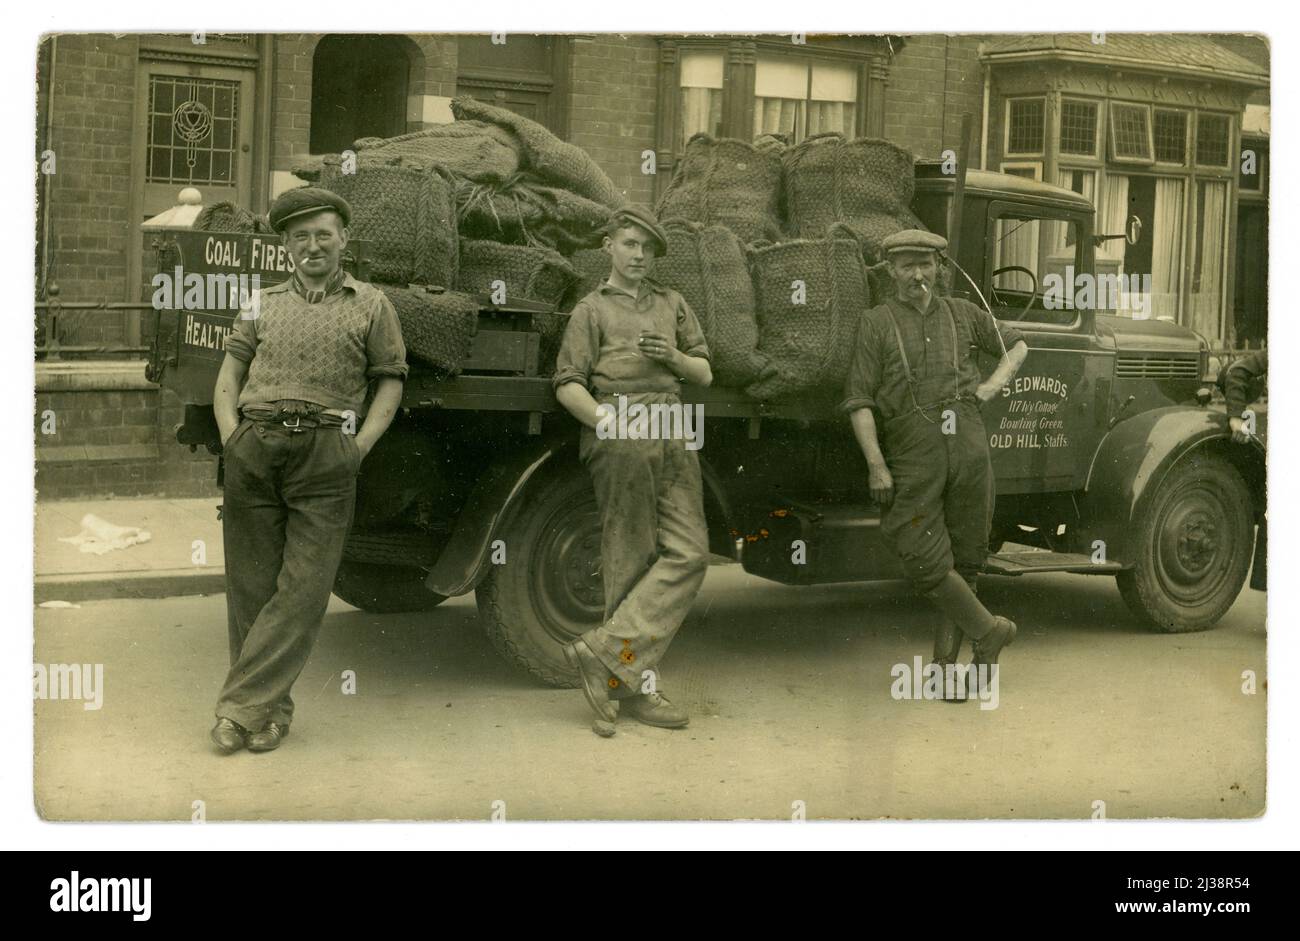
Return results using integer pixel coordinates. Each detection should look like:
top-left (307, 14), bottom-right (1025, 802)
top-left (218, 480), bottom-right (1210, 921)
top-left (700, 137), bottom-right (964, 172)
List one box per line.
top-left (57, 513), bottom-right (152, 555)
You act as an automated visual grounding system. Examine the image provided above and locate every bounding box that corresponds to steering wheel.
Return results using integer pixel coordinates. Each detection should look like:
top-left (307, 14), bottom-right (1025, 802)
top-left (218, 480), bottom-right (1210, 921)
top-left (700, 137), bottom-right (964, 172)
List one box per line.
top-left (990, 265), bottom-right (1038, 320)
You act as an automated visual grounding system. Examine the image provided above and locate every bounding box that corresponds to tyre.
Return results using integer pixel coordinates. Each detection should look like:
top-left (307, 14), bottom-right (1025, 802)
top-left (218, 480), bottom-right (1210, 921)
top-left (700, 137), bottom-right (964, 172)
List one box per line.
top-left (1116, 451), bottom-right (1254, 632)
top-left (332, 560), bottom-right (448, 613)
top-left (476, 467), bottom-right (605, 688)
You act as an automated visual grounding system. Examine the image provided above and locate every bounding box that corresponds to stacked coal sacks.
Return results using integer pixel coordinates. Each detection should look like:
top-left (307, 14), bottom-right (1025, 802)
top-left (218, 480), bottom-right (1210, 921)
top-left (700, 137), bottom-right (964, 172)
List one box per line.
top-left (648, 135), bottom-right (782, 395)
top-left (656, 133), bottom-right (783, 245)
top-left (299, 97), bottom-right (626, 377)
top-left (781, 133), bottom-right (923, 263)
top-left (650, 223), bottom-right (775, 390)
top-left (648, 131), bottom-right (924, 401)
top-left (309, 157), bottom-right (475, 377)
top-left (746, 226), bottom-right (870, 401)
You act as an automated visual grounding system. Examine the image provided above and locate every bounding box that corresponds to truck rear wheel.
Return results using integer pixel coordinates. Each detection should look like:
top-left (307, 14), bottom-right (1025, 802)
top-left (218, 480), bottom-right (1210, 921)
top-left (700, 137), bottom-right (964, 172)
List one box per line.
top-left (476, 466), bottom-right (604, 688)
top-left (1116, 452), bottom-right (1253, 632)
top-left (333, 561), bottom-right (448, 613)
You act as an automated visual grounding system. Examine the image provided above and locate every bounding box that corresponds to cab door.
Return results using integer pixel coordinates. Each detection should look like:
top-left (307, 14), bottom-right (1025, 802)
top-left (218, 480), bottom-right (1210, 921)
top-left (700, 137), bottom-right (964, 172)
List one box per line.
top-left (978, 201), bottom-right (1114, 494)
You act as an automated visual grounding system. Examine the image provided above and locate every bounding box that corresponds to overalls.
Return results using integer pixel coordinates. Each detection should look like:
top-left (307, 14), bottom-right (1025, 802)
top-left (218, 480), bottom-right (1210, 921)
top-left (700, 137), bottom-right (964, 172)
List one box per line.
top-left (579, 390), bottom-right (709, 693)
top-left (877, 304), bottom-right (995, 593)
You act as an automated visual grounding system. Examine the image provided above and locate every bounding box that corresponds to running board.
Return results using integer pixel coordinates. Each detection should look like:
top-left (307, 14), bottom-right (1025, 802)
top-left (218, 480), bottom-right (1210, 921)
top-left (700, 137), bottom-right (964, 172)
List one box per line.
top-left (983, 549), bottom-right (1124, 576)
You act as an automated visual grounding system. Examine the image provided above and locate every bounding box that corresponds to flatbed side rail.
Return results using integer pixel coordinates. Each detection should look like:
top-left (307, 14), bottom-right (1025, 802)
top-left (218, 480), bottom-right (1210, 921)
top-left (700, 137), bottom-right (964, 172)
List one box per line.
top-left (401, 374), bottom-right (843, 423)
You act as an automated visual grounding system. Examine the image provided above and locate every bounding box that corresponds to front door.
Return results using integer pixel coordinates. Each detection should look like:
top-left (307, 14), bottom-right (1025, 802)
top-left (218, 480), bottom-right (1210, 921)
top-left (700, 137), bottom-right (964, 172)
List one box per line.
top-left (135, 63), bottom-right (255, 219)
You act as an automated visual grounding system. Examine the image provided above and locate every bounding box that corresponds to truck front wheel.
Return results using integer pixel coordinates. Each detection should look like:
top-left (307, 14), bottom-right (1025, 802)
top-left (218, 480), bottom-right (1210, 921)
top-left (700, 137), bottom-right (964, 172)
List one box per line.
top-left (476, 467), bottom-right (604, 687)
top-left (1116, 452), bottom-right (1254, 632)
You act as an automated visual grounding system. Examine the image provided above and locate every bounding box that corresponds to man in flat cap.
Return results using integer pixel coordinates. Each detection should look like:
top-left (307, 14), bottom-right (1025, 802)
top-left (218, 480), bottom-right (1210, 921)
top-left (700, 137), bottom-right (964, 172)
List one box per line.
top-left (842, 230), bottom-right (1028, 700)
top-left (208, 186), bottom-right (409, 754)
top-left (553, 205), bottom-right (712, 733)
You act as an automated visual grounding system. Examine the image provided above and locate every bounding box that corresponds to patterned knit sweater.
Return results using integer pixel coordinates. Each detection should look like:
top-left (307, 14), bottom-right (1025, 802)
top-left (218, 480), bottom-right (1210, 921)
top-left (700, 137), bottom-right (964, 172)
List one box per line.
top-left (225, 273), bottom-right (408, 416)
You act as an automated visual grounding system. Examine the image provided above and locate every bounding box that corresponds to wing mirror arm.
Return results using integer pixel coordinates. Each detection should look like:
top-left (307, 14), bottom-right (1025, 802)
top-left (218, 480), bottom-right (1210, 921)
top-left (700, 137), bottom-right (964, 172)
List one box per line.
top-left (1091, 214), bottom-right (1142, 248)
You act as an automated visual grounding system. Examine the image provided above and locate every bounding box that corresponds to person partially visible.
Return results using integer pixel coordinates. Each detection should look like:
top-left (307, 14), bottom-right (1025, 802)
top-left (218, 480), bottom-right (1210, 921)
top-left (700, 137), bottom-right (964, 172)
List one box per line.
top-left (1223, 350), bottom-right (1267, 444)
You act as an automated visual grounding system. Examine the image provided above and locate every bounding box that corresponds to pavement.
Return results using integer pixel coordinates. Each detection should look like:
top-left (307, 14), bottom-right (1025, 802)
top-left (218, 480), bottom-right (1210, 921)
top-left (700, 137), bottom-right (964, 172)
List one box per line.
top-left (34, 497), bottom-right (227, 604)
top-left (33, 569), bottom-right (1266, 820)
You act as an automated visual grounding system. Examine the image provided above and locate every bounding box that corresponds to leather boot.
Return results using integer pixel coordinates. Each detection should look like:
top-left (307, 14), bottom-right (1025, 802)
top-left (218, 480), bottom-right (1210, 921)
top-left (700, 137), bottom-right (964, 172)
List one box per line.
top-left (930, 618), bottom-right (966, 703)
top-left (563, 639), bottom-right (618, 723)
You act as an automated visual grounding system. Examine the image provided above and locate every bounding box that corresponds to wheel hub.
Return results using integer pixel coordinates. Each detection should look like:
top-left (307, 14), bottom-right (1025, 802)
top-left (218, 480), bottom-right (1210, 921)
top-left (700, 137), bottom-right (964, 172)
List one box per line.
top-left (1154, 482), bottom-right (1235, 605)
top-left (532, 500), bottom-right (606, 642)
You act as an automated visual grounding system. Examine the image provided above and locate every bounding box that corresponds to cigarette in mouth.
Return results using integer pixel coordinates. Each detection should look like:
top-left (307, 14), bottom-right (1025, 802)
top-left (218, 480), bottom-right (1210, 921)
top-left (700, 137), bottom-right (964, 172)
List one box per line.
top-left (919, 283), bottom-right (930, 293)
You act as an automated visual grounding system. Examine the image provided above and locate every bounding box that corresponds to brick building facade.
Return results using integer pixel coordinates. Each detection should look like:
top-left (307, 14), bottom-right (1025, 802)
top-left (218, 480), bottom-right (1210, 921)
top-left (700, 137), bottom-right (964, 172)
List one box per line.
top-left (34, 33), bottom-right (1267, 498)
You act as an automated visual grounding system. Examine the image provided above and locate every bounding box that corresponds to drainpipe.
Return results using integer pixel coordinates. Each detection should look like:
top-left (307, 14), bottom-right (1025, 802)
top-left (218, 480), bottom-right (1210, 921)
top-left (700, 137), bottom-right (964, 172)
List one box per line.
top-left (980, 62), bottom-right (990, 170)
top-left (40, 36), bottom-right (56, 295)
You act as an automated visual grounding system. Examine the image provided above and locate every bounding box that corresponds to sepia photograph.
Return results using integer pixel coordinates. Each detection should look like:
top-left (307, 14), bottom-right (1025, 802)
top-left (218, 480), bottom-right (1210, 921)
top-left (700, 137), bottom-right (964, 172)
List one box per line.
top-left (30, 29), bottom-right (1268, 823)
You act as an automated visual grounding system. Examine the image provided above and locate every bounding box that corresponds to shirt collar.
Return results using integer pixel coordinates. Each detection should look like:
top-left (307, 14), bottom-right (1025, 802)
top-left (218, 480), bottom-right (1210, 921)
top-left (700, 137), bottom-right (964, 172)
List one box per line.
top-left (598, 278), bottom-right (666, 301)
top-left (290, 267), bottom-right (350, 304)
top-left (890, 293), bottom-right (940, 317)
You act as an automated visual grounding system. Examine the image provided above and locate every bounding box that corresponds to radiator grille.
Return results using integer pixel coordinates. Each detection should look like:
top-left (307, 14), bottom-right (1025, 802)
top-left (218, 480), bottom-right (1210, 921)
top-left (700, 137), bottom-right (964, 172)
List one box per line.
top-left (1115, 354), bottom-right (1200, 379)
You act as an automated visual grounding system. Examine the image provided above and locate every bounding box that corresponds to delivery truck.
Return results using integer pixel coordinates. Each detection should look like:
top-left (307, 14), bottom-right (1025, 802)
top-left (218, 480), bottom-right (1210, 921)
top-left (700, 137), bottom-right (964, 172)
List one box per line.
top-left (146, 161), bottom-right (1266, 687)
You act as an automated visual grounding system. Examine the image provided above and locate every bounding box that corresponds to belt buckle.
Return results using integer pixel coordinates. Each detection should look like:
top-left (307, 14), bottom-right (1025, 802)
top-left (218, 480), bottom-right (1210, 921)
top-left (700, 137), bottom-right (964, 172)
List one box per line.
top-left (282, 416), bottom-right (304, 432)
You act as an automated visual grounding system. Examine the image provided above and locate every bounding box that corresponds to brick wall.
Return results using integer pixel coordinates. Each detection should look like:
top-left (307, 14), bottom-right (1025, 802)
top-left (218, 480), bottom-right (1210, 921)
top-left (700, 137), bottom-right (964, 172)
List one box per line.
top-left (35, 378), bottom-right (220, 499)
top-left (567, 35), bottom-right (659, 205)
top-left (39, 34), bottom-right (139, 347)
top-left (885, 34), bottom-right (986, 161)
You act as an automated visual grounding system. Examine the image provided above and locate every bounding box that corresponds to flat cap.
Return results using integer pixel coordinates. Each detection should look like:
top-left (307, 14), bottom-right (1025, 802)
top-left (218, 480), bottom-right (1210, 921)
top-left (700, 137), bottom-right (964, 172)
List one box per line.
top-left (607, 204), bottom-right (669, 256)
top-left (268, 186), bottom-right (352, 233)
top-left (882, 229), bottom-right (947, 255)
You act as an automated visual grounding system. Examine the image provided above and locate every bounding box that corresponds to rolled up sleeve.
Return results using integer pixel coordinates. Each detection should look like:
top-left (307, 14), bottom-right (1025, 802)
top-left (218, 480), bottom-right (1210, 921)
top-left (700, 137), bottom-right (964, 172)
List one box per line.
top-left (366, 293), bottom-right (410, 380)
top-left (964, 299), bottom-right (1025, 355)
top-left (674, 295), bottom-right (710, 361)
top-left (552, 302), bottom-right (601, 393)
top-left (223, 295), bottom-right (259, 362)
top-left (839, 314), bottom-right (881, 413)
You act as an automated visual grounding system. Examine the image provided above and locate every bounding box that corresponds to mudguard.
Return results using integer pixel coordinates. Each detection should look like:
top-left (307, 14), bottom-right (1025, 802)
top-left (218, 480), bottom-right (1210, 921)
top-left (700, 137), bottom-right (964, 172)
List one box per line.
top-left (1077, 405), bottom-right (1265, 564)
top-left (423, 435), bottom-right (570, 597)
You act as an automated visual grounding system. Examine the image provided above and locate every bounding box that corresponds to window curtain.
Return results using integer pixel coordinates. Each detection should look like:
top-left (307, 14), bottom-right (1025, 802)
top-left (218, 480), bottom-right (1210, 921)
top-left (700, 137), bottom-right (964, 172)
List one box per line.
top-left (807, 62), bottom-right (857, 138)
top-left (1097, 173), bottom-right (1129, 274)
top-left (807, 101), bottom-right (854, 136)
top-left (1190, 180), bottom-right (1228, 342)
top-left (754, 98), bottom-right (801, 137)
top-left (995, 218), bottom-right (1040, 293)
top-left (680, 50), bottom-right (724, 140)
top-left (1050, 169), bottom-right (1095, 257)
top-left (681, 87), bottom-right (722, 139)
top-left (1150, 178), bottom-right (1185, 321)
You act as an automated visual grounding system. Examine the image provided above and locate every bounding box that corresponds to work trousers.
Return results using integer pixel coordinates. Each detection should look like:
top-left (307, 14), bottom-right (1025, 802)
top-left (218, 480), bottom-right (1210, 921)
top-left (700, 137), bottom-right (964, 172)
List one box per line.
top-left (215, 417), bottom-right (360, 730)
top-left (579, 392), bottom-right (710, 693)
top-left (879, 399), bottom-right (994, 593)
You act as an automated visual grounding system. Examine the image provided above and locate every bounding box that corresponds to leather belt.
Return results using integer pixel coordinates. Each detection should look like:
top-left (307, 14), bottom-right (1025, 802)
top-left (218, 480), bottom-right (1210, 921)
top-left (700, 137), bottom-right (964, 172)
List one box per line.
top-left (241, 406), bottom-right (350, 432)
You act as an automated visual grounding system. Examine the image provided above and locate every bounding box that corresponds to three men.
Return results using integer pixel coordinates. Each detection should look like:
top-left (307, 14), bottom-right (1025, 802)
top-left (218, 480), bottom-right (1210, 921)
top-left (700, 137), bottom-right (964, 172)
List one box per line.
top-left (210, 187), bottom-right (408, 754)
top-left (842, 231), bottom-right (1028, 698)
top-left (552, 206), bottom-right (713, 732)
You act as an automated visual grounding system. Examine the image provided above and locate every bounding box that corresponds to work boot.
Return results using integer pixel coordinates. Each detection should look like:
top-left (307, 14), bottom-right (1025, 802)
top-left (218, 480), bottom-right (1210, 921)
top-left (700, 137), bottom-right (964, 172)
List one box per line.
top-left (969, 617), bottom-right (1017, 697)
top-left (930, 618), bottom-right (966, 703)
top-left (210, 717), bottom-right (248, 754)
top-left (621, 691), bottom-right (690, 729)
top-left (247, 721), bottom-right (289, 753)
top-left (972, 616), bottom-right (1017, 666)
top-left (563, 638), bottom-right (618, 723)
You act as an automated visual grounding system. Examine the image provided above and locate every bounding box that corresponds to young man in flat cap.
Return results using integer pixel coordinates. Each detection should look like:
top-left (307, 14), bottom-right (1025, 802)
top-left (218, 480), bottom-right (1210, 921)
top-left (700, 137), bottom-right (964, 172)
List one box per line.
top-left (553, 205), bottom-right (712, 732)
top-left (209, 186), bottom-right (408, 754)
top-left (842, 230), bottom-right (1028, 700)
